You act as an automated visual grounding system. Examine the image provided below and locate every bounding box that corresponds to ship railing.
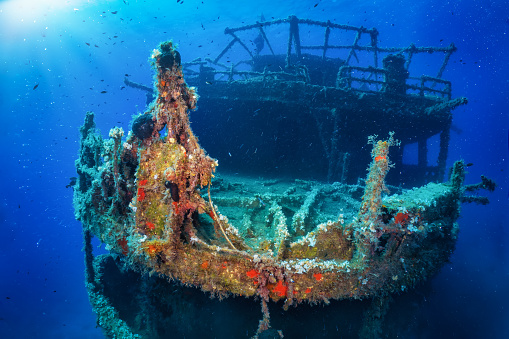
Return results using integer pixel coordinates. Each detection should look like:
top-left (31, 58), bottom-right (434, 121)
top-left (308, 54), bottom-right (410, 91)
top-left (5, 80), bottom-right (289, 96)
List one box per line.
top-left (183, 57), bottom-right (310, 84)
top-left (337, 65), bottom-right (452, 99)
top-left (183, 16), bottom-right (456, 99)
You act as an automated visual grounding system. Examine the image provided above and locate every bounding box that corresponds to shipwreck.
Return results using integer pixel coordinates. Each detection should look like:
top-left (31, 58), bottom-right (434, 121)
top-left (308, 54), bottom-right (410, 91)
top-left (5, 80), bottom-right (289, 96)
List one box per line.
top-left (74, 17), bottom-right (494, 338)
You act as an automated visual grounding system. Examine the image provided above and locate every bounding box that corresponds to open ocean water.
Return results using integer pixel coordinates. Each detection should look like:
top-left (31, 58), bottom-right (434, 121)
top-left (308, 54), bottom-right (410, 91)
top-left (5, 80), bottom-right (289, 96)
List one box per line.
top-left (0, 0), bottom-right (508, 338)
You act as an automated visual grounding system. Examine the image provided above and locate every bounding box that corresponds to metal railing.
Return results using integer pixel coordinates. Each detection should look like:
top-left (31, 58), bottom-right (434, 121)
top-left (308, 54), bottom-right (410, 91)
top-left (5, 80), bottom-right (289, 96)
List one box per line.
top-left (337, 65), bottom-right (452, 99)
top-left (183, 16), bottom-right (456, 99)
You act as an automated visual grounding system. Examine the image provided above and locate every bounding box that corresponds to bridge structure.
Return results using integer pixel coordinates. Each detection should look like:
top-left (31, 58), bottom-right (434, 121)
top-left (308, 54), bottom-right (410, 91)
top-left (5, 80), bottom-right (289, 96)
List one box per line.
top-left (171, 16), bottom-right (466, 185)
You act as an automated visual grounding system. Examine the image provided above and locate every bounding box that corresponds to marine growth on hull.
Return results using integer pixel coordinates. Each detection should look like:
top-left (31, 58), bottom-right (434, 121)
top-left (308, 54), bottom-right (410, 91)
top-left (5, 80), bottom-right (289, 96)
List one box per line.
top-left (74, 39), bottom-right (494, 338)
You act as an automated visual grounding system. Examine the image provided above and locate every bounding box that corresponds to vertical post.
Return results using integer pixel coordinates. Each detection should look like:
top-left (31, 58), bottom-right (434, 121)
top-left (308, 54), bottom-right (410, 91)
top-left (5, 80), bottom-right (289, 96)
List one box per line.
top-left (322, 22), bottom-right (331, 60)
top-left (291, 15), bottom-right (301, 59)
top-left (83, 229), bottom-right (95, 286)
top-left (370, 29), bottom-right (379, 68)
top-left (437, 125), bottom-right (450, 181)
top-left (340, 152), bottom-right (350, 184)
top-left (285, 17), bottom-right (293, 67)
top-left (228, 63), bottom-right (234, 83)
top-left (370, 29), bottom-right (379, 90)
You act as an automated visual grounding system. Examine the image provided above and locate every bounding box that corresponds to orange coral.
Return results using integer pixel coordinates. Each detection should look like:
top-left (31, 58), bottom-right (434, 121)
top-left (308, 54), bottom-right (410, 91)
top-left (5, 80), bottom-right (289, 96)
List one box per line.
top-left (246, 269), bottom-right (259, 278)
top-left (137, 187), bottom-right (145, 201)
top-left (147, 244), bottom-right (157, 255)
top-left (143, 240), bottom-right (166, 257)
top-left (146, 222), bottom-right (155, 230)
top-left (394, 212), bottom-right (409, 225)
top-left (313, 273), bottom-right (323, 281)
top-left (272, 280), bottom-right (288, 297)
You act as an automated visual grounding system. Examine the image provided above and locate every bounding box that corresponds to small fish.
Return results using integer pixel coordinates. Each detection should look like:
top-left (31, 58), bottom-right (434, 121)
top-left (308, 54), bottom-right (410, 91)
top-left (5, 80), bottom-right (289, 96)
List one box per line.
top-left (85, 42), bottom-right (90, 46)
top-left (33, 83), bottom-right (39, 90)
top-left (100, 90), bottom-right (107, 93)
top-left (205, 81), bottom-right (213, 85)
top-left (94, 44), bottom-right (99, 48)
top-left (66, 177), bottom-right (77, 189)
top-left (466, 163), bottom-right (474, 167)
top-left (125, 73), bottom-right (130, 76)
top-left (120, 86), bottom-right (125, 90)
top-left (111, 11), bottom-right (118, 14)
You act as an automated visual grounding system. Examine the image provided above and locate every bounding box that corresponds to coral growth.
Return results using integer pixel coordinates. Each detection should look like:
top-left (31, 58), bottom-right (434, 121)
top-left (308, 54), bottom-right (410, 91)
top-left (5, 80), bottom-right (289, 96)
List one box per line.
top-left (73, 43), bottom-right (486, 331)
top-left (353, 132), bottom-right (400, 262)
top-left (357, 132), bottom-right (400, 232)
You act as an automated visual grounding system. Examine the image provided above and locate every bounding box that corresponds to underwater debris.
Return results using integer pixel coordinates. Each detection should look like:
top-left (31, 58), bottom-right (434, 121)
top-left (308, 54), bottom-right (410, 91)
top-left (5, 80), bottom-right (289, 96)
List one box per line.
top-left (74, 33), bottom-right (494, 337)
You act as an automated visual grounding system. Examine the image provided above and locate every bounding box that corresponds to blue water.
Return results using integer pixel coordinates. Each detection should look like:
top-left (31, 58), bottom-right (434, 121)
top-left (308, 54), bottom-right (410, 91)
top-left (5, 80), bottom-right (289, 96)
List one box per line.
top-left (0, 0), bottom-right (508, 337)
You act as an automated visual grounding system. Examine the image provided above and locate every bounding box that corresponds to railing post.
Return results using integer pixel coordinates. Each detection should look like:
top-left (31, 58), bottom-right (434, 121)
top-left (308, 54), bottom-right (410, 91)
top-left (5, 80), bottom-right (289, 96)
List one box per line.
top-left (370, 28), bottom-right (379, 68)
top-left (292, 16), bottom-right (302, 60)
top-left (322, 22), bottom-right (331, 60)
top-left (228, 63), bottom-right (234, 83)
